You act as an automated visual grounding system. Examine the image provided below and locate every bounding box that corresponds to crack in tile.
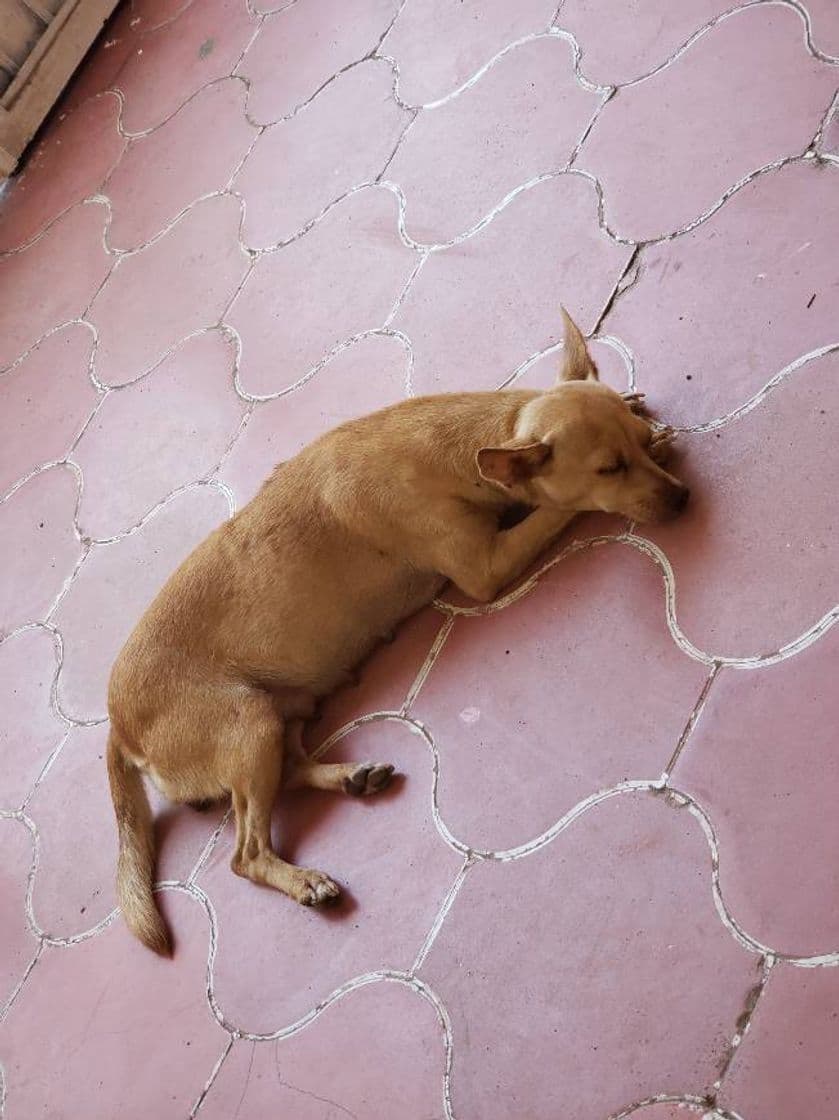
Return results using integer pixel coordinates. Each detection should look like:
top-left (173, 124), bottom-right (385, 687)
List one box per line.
top-left (712, 955), bottom-right (776, 1094)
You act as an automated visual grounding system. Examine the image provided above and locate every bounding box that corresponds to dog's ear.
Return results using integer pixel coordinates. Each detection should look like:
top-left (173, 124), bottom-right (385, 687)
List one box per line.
top-left (477, 441), bottom-right (552, 488)
top-left (557, 307), bottom-right (599, 383)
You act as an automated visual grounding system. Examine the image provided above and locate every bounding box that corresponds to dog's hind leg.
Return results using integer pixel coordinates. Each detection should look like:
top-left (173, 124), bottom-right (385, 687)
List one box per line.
top-left (227, 705), bottom-right (340, 906)
top-left (283, 720), bottom-right (395, 797)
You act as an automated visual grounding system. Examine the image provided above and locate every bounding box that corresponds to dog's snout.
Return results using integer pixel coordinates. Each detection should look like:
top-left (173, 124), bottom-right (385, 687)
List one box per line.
top-left (671, 484), bottom-right (690, 514)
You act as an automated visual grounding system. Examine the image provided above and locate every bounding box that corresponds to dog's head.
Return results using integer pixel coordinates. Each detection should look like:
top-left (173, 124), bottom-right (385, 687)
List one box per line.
top-left (477, 310), bottom-right (689, 523)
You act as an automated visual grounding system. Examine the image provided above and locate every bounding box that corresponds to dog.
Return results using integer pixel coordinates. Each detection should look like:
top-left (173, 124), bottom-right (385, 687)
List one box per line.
top-left (107, 310), bottom-right (689, 955)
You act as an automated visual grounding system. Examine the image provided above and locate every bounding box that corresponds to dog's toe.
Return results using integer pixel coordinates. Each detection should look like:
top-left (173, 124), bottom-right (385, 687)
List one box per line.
top-left (296, 869), bottom-right (341, 906)
top-left (621, 391), bottom-right (648, 416)
top-left (343, 763), bottom-right (395, 797)
top-left (649, 426), bottom-right (677, 463)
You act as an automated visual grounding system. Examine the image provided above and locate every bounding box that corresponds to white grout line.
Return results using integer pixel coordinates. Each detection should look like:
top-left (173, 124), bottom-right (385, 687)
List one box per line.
top-left (594, 0), bottom-right (839, 93)
top-left (712, 953), bottom-right (776, 1093)
top-left (282, 706), bottom-right (839, 967)
top-left (660, 662), bottom-right (721, 783)
top-left (411, 29), bottom-right (611, 111)
top-left (18, 731), bottom-right (72, 814)
top-left (232, 324), bottom-right (414, 403)
top-left (188, 1035), bottom-right (235, 1118)
top-left (674, 342), bottom-right (839, 432)
top-left (0, 319), bottom-right (95, 379)
top-left (187, 809), bottom-right (233, 886)
top-left (430, 530), bottom-right (838, 668)
top-left (0, 942), bottom-right (42, 1025)
top-left (401, 615), bottom-right (455, 715)
top-left (609, 1093), bottom-right (747, 1120)
top-left (411, 856), bottom-right (475, 974)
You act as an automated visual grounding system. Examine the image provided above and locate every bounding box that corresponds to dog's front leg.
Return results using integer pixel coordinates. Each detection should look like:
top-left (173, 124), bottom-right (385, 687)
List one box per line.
top-left (437, 506), bottom-right (576, 604)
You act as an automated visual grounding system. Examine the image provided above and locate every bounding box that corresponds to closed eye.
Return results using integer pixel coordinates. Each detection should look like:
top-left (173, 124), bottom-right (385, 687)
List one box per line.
top-left (597, 460), bottom-right (626, 475)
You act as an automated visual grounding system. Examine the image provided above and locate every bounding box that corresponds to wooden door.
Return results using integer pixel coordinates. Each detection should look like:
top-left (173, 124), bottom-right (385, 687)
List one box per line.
top-left (0, 0), bottom-right (119, 174)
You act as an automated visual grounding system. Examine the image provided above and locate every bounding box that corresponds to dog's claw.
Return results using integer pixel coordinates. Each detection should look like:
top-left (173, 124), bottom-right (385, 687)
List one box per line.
top-left (621, 390), bottom-right (648, 416)
top-left (343, 762), bottom-right (395, 797)
top-left (296, 869), bottom-right (341, 906)
top-left (649, 425), bottom-right (677, 464)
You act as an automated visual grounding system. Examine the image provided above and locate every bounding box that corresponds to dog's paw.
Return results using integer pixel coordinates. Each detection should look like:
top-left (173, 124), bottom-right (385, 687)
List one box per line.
top-left (343, 762), bottom-right (395, 797)
top-left (649, 425), bottom-right (677, 464)
top-left (621, 390), bottom-right (649, 416)
top-left (293, 868), bottom-right (341, 906)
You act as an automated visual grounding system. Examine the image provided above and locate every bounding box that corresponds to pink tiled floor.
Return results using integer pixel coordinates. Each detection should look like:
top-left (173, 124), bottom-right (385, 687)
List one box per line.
top-left (1, 1), bottom-right (837, 1117)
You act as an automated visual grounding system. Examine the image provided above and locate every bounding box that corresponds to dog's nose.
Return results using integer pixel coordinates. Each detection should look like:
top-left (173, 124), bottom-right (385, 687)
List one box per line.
top-left (672, 484), bottom-right (690, 514)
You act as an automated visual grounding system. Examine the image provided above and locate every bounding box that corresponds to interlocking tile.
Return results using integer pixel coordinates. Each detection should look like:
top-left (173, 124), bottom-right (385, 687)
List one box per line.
top-left (0, 95), bottom-right (125, 253)
top-left (720, 965), bottom-right (839, 1119)
top-left (0, 628), bottom-right (65, 809)
top-left (384, 0), bottom-right (558, 106)
top-left (219, 332), bottom-right (409, 505)
top-left (579, 4), bottom-right (836, 241)
top-left (394, 174), bottom-right (632, 393)
top-left (114, 0), bottom-right (257, 133)
top-left (236, 59), bottom-right (411, 249)
top-left (229, 187), bottom-right (416, 398)
top-left (105, 78), bottom-right (256, 250)
top-left (639, 349), bottom-right (838, 659)
top-left (606, 160), bottom-right (839, 428)
top-left (74, 330), bottom-right (244, 539)
top-left (239, 0), bottom-right (401, 125)
top-left (27, 723), bottom-right (226, 939)
top-left (199, 982), bottom-right (447, 1118)
top-left (419, 791), bottom-right (758, 1119)
top-left (0, 466), bottom-right (82, 635)
top-left (0, 889), bottom-right (226, 1115)
top-left (413, 543), bottom-right (707, 852)
top-left (0, 818), bottom-right (35, 1008)
top-left (0, 203), bottom-right (111, 372)
top-left (674, 623), bottom-right (839, 956)
top-left (53, 486), bottom-right (230, 721)
top-left (0, 323), bottom-right (98, 495)
top-left (88, 194), bottom-right (249, 387)
top-left (389, 36), bottom-right (600, 243)
top-left (563, 0), bottom-right (725, 86)
top-left (200, 718), bottom-right (461, 1034)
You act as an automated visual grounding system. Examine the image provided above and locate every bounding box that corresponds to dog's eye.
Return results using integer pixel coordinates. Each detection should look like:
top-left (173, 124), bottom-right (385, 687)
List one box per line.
top-left (597, 460), bottom-right (626, 476)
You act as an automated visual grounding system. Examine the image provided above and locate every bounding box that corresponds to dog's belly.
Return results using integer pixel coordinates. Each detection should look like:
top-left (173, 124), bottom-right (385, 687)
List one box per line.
top-left (231, 549), bottom-right (444, 696)
top-left (296, 567), bottom-right (444, 694)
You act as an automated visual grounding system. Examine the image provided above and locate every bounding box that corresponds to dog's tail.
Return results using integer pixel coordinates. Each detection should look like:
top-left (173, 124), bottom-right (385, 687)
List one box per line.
top-left (106, 729), bottom-right (172, 957)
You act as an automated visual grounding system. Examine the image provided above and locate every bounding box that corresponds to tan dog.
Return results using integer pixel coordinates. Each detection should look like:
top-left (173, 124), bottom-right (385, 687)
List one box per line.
top-left (107, 311), bottom-right (688, 955)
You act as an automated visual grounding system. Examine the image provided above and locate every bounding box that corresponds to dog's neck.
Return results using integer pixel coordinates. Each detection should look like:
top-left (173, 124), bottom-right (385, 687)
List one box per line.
top-left (437, 391), bottom-right (539, 507)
